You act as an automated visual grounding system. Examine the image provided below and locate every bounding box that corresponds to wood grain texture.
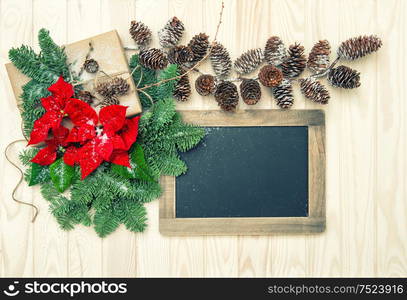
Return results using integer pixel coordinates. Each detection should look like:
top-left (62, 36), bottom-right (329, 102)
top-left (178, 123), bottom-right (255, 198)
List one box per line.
top-left (0, 0), bottom-right (406, 277)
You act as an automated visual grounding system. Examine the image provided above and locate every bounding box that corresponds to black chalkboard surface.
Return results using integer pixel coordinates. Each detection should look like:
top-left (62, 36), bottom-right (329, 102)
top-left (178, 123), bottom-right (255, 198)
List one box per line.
top-left (176, 126), bottom-right (309, 218)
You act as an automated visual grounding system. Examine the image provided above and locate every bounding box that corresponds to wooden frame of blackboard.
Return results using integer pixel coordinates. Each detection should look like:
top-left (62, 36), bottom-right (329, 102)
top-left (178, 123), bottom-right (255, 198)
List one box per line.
top-left (159, 109), bottom-right (325, 235)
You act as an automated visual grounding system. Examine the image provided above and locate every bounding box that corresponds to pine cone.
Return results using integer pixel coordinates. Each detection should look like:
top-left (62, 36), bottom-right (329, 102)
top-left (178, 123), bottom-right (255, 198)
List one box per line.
top-left (139, 48), bottom-right (168, 70)
top-left (173, 73), bottom-right (191, 102)
top-left (158, 17), bottom-right (185, 48)
top-left (195, 74), bottom-right (215, 96)
top-left (307, 40), bottom-right (330, 74)
top-left (258, 65), bottom-right (283, 87)
top-left (77, 90), bottom-right (95, 105)
top-left (214, 81), bottom-right (239, 111)
top-left (129, 20), bottom-right (152, 47)
top-left (337, 35), bottom-right (382, 60)
top-left (95, 81), bottom-right (116, 99)
top-left (327, 65), bottom-right (361, 89)
top-left (264, 36), bottom-right (286, 66)
top-left (240, 79), bottom-right (261, 105)
top-left (272, 79), bottom-right (294, 109)
top-left (299, 77), bottom-right (330, 104)
top-left (83, 59), bottom-right (99, 73)
top-left (234, 48), bottom-right (264, 74)
top-left (281, 43), bottom-right (306, 78)
top-left (100, 95), bottom-right (120, 107)
top-left (187, 33), bottom-right (209, 64)
top-left (210, 42), bottom-right (232, 78)
top-left (111, 77), bottom-right (130, 96)
top-left (167, 45), bottom-right (194, 65)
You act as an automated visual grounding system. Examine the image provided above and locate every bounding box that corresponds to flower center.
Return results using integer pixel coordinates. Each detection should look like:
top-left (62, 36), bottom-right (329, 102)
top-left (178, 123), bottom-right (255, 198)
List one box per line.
top-left (95, 125), bottom-right (104, 136)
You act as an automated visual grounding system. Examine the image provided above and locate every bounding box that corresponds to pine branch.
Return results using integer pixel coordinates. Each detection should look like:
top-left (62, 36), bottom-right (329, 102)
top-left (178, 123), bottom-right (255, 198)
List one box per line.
top-left (38, 28), bottom-right (69, 78)
top-left (115, 200), bottom-right (147, 232)
top-left (130, 54), bottom-right (157, 109)
top-left (156, 64), bottom-right (178, 100)
top-left (19, 148), bottom-right (39, 166)
top-left (93, 207), bottom-right (120, 237)
top-left (9, 45), bottom-right (59, 84)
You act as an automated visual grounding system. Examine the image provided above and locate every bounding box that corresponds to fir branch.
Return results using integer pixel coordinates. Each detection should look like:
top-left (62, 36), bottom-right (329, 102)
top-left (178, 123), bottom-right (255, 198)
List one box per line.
top-left (38, 28), bottom-right (69, 78)
top-left (93, 207), bottom-right (120, 237)
top-left (130, 54), bottom-right (157, 109)
top-left (19, 148), bottom-right (39, 166)
top-left (9, 45), bottom-right (59, 84)
top-left (115, 200), bottom-right (147, 232)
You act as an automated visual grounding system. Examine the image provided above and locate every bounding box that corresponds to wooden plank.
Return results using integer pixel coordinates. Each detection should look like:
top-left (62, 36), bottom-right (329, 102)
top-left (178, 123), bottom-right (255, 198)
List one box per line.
top-left (335, 0), bottom-right (377, 277)
top-left (99, 0), bottom-right (138, 278)
top-left (303, 0), bottom-right (343, 277)
top-left (66, 0), bottom-right (103, 277)
top-left (376, 0), bottom-right (407, 277)
top-left (201, 0), bottom-right (239, 277)
top-left (31, 0), bottom-right (69, 277)
top-left (0, 0), bottom-right (35, 277)
top-left (133, 0), bottom-right (173, 277)
top-left (180, 109), bottom-right (324, 126)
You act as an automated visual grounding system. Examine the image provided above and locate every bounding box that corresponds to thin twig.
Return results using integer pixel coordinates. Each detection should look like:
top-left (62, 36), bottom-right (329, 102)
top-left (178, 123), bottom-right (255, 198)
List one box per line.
top-left (5, 140), bottom-right (39, 222)
top-left (136, 1), bottom-right (225, 92)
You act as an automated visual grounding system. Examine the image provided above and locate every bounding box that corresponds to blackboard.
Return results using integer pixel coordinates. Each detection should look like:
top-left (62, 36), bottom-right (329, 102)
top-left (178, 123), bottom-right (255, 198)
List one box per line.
top-left (159, 110), bottom-right (326, 235)
top-left (176, 126), bottom-right (309, 218)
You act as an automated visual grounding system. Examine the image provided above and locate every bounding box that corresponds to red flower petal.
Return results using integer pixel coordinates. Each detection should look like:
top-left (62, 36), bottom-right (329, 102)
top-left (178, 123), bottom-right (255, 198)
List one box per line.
top-left (66, 125), bottom-right (96, 144)
top-left (28, 111), bottom-right (62, 145)
top-left (31, 145), bottom-right (57, 165)
top-left (48, 76), bottom-right (74, 99)
top-left (51, 126), bottom-right (70, 146)
top-left (111, 134), bottom-right (126, 150)
top-left (63, 146), bottom-right (78, 166)
top-left (109, 150), bottom-right (131, 167)
top-left (78, 140), bottom-right (104, 179)
top-left (95, 134), bottom-right (114, 161)
top-left (99, 105), bottom-right (127, 134)
top-left (65, 98), bottom-right (98, 127)
top-left (41, 95), bottom-right (65, 112)
top-left (118, 116), bottom-right (140, 150)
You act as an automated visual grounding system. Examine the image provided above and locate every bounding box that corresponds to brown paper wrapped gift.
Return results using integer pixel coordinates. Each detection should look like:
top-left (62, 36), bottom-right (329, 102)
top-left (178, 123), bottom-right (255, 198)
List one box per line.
top-left (5, 30), bottom-right (142, 117)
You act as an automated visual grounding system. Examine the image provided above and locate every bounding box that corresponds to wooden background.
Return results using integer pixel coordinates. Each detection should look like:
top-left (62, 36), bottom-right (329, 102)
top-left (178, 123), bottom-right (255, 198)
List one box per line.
top-left (0, 0), bottom-right (405, 277)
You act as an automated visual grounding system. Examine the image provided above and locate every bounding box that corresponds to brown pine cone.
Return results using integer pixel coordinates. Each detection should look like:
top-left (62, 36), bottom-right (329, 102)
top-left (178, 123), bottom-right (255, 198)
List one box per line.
top-left (83, 59), bottom-right (99, 73)
top-left (272, 79), bottom-right (294, 109)
top-left (129, 20), bottom-right (152, 47)
top-left (258, 65), bottom-right (283, 87)
top-left (214, 81), bottom-right (239, 111)
top-left (167, 45), bottom-right (194, 65)
top-left (299, 77), bottom-right (330, 104)
top-left (187, 33), bottom-right (209, 64)
top-left (281, 43), bottom-right (307, 78)
top-left (158, 17), bottom-right (185, 48)
top-left (77, 90), bottom-right (95, 105)
top-left (139, 48), bottom-right (168, 70)
top-left (307, 40), bottom-right (330, 74)
top-left (337, 35), bottom-right (382, 60)
top-left (327, 65), bottom-right (361, 89)
top-left (195, 74), bottom-right (215, 96)
top-left (95, 81), bottom-right (116, 99)
top-left (264, 36), bottom-right (286, 66)
top-left (111, 77), bottom-right (130, 96)
top-left (234, 48), bottom-right (264, 74)
top-left (210, 42), bottom-right (232, 78)
top-left (240, 79), bottom-right (261, 105)
top-left (173, 73), bottom-right (191, 102)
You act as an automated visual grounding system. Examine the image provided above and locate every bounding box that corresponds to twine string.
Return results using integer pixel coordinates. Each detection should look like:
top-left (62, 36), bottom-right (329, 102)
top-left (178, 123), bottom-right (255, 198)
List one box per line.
top-left (4, 139), bottom-right (39, 222)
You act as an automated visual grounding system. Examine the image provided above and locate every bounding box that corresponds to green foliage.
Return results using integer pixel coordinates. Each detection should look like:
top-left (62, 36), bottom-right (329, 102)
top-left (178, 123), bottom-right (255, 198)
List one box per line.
top-left (27, 163), bottom-right (51, 186)
top-left (139, 98), bottom-right (205, 177)
top-left (115, 200), bottom-right (147, 232)
top-left (38, 29), bottom-right (69, 78)
top-left (112, 144), bottom-right (155, 182)
top-left (19, 148), bottom-right (39, 166)
top-left (10, 29), bottom-right (69, 137)
top-left (130, 54), bottom-right (157, 109)
top-left (130, 54), bottom-right (179, 109)
top-left (93, 207), bottom-right (120, 238)
top-left (9, 45), bottom-right (59, 84)
top-left (49, 158), bottom-right (75, 192)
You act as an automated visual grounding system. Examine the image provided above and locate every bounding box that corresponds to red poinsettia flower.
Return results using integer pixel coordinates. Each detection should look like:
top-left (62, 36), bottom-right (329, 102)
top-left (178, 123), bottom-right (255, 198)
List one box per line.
top-left (27, 76), bottom-right (98, 145)
top-left (67, 105), bottom-right (140, 179)
top-left (30, 126), bottom-right (78, 166)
